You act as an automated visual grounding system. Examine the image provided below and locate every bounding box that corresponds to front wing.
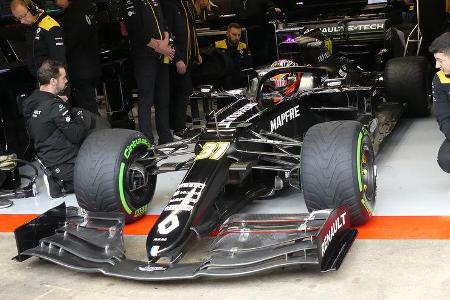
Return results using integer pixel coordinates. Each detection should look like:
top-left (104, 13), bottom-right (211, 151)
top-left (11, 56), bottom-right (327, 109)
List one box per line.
top-left (13, 203), bottom-right (357, 281)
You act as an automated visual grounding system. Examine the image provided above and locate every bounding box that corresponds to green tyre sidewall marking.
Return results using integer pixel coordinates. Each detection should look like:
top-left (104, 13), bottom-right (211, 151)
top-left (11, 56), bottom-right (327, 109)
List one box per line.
top-left (118, 137), bottom-right (152, 216)
top-left (357, 131), bottom-right (363, 192)
top-left (119, 162), bottom-right (131, 214)
top-left (357, 127), bottom-right (373, 215)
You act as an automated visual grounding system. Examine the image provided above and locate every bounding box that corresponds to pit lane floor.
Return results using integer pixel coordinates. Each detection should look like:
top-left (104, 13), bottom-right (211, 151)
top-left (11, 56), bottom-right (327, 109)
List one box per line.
top-left (0, 116), bottom-right (449, 299)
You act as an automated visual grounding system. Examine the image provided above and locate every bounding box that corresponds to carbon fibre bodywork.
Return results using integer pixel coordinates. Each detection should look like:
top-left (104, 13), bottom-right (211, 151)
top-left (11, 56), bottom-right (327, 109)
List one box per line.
top-left (144, 62), bottom-right (404, 263)
top-left (16, 203), bottom-right (357, 279)
top-left (13, 63), bottom-right (398, 280)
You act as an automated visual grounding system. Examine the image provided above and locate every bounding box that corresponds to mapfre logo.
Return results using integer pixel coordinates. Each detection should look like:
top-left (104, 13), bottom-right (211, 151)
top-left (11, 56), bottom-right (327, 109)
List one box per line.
top-left (270, 105), bottom-right (300, 132)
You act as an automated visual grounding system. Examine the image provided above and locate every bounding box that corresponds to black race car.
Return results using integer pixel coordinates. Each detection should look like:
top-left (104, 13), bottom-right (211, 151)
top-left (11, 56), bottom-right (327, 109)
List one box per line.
top-left (13, 1), bottom-right (431, 279)
top-left (13, 53), bottom-right (429, 281)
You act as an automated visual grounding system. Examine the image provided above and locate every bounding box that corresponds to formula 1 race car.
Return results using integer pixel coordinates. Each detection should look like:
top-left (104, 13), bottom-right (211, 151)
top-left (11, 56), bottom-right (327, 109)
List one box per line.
top-left (13, 47), bottom-right (429, 280)
top-left (13, 0), bottom-right (431, 279)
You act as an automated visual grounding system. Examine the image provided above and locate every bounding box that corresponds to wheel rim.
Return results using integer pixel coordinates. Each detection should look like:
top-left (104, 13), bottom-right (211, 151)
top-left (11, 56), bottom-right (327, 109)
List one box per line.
top-left (360, 137), bottom-right (376, 212)
top-left (125, 145), bottom-right (157, 208)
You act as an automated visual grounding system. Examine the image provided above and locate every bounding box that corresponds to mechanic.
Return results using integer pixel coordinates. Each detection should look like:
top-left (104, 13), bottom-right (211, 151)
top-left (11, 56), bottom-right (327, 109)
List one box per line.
top-left (429, 31), bottom-right (450, 173)
top-left (54, 0), bottom-right (101, 115)
top-left (231, 0), bottom-right (281, 67)
top-left (2, 0), bottom-right (66, 77)
top-left (162, 0), bottom-right (202, 138)
top-left (214, 23), bottom-right (252, 89)
top-left (22, 60), bottom-right (93, 198)
top-left (122, 0), bottom-right (175, 145)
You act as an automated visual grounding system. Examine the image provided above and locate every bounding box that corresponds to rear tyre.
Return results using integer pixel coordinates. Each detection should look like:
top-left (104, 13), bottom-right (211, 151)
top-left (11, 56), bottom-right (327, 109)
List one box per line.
top-left (301, 121), bottom-right (376, 226)
top-left (384, 56), bottom-right (431, 117)
top-left (74, 129), bottom-right (156, 223)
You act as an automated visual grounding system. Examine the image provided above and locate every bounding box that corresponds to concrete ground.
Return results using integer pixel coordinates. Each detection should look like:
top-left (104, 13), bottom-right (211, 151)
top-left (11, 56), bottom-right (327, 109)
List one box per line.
top-left (2, 235), bottom-right (450, 300)
top-left (1, 116), bottom-right (449, 299)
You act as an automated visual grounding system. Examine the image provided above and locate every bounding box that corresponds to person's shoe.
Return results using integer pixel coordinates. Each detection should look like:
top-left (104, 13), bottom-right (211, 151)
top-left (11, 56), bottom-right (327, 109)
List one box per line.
top-left (172, 131), bottom-right (183, 140)
top-left (43, 174), bottom-right (64, 199)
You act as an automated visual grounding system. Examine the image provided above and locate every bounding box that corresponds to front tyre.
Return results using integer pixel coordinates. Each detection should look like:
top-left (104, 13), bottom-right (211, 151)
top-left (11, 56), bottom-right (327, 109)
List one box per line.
top-left (74, 129), bottom-right (157, 223)
top-left (301, 121), bottom-right (376, 226)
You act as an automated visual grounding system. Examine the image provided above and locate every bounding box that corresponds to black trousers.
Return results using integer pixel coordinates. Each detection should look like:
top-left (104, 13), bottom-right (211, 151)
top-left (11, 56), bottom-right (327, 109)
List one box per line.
top-left (169, 64), bottom-right (192, 132)
top-left (438, 139), bottom-right (450, 173)
top-left (134, 56), bottom-right (173, 144)
top-left (70, 79), bottom-right (99, 115)
top-left (247, 25), bottom-right (276, 67)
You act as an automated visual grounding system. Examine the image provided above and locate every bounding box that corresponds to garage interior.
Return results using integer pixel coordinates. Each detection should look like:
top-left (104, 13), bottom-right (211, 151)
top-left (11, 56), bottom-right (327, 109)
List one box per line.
top-left (1, 0), bottom-right (450, 299)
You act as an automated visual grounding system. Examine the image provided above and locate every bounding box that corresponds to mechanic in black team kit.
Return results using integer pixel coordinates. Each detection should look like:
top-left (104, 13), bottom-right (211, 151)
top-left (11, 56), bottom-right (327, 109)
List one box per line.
top-left (7, 0), bottom-right (66, 76)
top-left (123, 0), bottom-right (175, 145)
top-left (231, 0), bottom-right (281, 67)
top-left (22, 60), bottom-right (93, 198)
top-left (162, 0), bottom-right (202, 138)
top-left (429, 32), bottom-right (450, 173)
top-left (54, 0), bottom-right (101, 115)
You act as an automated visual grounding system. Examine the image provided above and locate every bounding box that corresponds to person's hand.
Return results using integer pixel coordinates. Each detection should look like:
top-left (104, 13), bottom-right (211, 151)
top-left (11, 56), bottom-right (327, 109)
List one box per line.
top-left (196, 55), bottom-right (202, 65)
top-left (71, 107), bottom-right (95, 129)
top-left (147, 39), bottom-right (175, 59)
top-left (59, 95), bottom-right (68, 102)
top-left (176, 60), bottom-right (187, 74)
top-left (274, 7), bottom-right (282, 13)
top-left (161, 33), bottom-right (170, 47)
top-left (156, 43), bottom-right (175, 59)
top-left (147, 38), bottom-right (158, 49)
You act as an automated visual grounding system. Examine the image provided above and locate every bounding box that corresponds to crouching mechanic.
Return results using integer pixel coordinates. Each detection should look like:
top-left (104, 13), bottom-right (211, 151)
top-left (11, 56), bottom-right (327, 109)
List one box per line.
top-left (22, 60), bottom-right (95, 198)
top-left (429, 32), bottom-right (450, 173)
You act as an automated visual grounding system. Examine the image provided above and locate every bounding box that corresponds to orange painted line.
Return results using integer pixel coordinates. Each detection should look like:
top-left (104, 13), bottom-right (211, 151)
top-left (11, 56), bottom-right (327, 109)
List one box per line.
top-left (356, 216), bottom-right (450, 239)
top-left (123, 215), bottom-right (159, 235)
top-left (0, 214), bottom-right (39, 232)
top-left (0, 213), bottom-right (159, 235)
top-left (4, 214), bottom-right (450, 239)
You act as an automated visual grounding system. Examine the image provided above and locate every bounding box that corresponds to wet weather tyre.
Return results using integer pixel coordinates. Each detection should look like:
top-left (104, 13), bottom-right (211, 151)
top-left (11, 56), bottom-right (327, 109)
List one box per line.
top-left (384, 56), bottom-right (431, 117)
top-left (301, 121), bottom-right (376, 226)
top-left (74, 129), bottom-right (156, 223)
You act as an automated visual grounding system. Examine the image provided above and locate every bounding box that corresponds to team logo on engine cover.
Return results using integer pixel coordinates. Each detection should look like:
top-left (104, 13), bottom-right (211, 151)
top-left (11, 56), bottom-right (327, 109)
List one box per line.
top-left (270, 105), bottom-right (300, 132)
top-left (319, 22), bottom-right (384, 34)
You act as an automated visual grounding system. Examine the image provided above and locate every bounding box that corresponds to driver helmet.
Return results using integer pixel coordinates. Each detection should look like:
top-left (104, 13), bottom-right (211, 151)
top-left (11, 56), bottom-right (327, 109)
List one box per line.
top-left (269, 59), bottom-right (301, 97)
